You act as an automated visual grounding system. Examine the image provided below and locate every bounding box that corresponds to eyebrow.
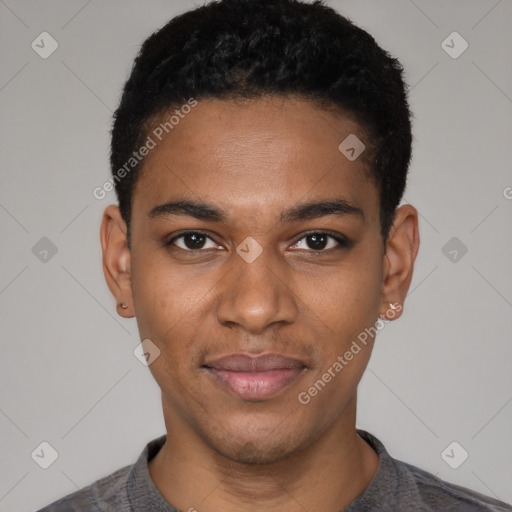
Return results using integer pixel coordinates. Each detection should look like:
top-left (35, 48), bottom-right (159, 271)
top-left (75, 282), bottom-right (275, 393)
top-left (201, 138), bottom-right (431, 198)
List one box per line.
top-left (147, 198), bottom-right (365, 223)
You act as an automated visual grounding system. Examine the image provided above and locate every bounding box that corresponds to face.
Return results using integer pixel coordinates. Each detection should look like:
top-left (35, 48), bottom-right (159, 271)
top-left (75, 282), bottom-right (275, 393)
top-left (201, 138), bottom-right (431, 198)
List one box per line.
top-left (102, 96), bottom-right (418, 465)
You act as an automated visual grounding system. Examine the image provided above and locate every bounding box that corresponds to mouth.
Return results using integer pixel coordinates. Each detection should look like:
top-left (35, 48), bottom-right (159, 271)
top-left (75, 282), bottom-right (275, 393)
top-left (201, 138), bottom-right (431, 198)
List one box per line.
top-left (202, 353), bottom-right (307, 401)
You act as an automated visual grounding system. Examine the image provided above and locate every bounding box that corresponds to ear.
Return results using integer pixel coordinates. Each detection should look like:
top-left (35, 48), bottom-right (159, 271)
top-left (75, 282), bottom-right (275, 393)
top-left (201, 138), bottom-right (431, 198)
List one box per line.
top-left (379, 204), bottom-right (420, 321)
top-left (100, 204), bottom-right (134, 318)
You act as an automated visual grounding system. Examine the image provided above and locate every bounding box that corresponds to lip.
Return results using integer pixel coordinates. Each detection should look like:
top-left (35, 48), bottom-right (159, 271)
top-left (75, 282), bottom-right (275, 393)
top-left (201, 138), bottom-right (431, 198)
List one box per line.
top-left (203, 353), bottom-right (307, 401)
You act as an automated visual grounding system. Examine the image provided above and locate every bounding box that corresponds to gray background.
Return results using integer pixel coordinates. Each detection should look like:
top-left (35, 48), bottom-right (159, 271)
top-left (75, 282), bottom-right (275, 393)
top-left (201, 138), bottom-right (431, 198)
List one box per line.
top-left (1, 1), bottom-right (511, 510)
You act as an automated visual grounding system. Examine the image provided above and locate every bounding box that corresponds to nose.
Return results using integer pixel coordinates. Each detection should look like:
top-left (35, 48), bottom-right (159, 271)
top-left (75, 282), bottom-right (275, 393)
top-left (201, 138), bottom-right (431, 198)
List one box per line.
top-left (215, 245), bottom-right (298, 334)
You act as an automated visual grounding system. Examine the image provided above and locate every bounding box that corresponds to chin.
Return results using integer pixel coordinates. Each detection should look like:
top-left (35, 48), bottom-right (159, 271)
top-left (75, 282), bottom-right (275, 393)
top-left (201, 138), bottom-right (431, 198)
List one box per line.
top-left (205, 422), bottom-right (311, 466)
top-left (220, 438), bottom-right (297, 465)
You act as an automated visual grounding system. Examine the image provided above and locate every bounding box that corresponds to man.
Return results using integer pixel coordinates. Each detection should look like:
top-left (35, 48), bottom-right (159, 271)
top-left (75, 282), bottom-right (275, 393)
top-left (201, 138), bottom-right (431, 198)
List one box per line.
top-left (38, 0), bottom-right (512, 510)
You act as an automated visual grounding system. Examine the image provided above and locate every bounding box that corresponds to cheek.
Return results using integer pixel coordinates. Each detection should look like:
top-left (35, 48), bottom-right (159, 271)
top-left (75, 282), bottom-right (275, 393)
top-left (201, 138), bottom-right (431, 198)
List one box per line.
top-left (299, 258), bottom-right (383, 342)
top-left (131, 248), bottom-right (213, 338)
top-left (130, 250), bottom-right (217, 391)
top-left (132, 262), bottom-right (205, 406)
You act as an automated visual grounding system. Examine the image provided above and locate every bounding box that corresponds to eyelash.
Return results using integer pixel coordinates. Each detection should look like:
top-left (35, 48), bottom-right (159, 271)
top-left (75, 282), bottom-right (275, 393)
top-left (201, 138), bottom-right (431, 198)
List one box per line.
top-left (165, 230), bottom-right (350, 253)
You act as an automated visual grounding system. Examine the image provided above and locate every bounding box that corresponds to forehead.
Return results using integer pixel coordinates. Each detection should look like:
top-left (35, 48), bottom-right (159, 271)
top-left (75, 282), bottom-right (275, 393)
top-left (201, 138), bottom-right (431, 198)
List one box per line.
top-left (132, 97), bottom-right (379, 224)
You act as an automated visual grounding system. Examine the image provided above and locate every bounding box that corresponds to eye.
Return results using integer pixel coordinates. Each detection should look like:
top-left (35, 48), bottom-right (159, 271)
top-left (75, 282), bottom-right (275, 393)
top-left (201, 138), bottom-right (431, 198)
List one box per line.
top-left (167, 231), bottom-right (221, 251)
top-left (166, 230), bottom-right (349, 253)
top-left (289, 231), bottom-right (349, 251)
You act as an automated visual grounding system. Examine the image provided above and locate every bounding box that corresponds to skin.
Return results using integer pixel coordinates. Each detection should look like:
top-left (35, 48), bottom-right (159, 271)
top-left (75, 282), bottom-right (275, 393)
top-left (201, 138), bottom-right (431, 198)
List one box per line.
top-left (100, 96), bottom-right (419, 512)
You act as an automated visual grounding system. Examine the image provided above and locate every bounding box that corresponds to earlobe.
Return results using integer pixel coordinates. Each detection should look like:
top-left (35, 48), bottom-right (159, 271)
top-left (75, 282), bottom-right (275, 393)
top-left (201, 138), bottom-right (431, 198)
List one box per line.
top-left (379, 204), bottom-right (420, 321)
top-left (379, 301), bottom-right (403, 321)
top-left (100, 204), bottom-right (134, 318)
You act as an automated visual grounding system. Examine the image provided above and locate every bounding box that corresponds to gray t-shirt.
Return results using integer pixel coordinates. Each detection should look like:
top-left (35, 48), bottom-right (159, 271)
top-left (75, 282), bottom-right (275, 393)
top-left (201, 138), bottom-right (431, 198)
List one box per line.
top-left (36, 429), bottom-right (512, 511)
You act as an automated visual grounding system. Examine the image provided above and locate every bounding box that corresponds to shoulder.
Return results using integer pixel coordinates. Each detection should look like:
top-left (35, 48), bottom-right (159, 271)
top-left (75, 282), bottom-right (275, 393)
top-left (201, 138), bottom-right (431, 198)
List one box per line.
top-left (401, 460), bottom-right (512, 512)
top-left (35, 463), bottom-right (133, 512)
top-left (354, 430), bottom-right (512, 512)
top-left (35, 434), bottom-right (168, 512)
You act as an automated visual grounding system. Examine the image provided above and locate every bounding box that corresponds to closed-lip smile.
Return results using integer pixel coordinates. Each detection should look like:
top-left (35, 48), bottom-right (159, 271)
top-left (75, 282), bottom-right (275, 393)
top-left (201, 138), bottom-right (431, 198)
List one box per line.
top-left (203, 353), bottom-right (307, 401)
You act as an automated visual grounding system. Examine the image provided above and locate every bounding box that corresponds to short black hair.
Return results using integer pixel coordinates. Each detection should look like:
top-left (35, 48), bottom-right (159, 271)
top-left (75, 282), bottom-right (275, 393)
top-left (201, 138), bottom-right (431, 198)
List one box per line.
top-left (110, 0), bottom-right (412, 247)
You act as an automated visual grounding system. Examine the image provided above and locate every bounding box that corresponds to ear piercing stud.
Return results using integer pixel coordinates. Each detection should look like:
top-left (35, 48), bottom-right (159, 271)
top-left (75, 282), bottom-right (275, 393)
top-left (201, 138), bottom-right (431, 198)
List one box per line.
top-left (379, 302), bottom-right (400, 320)
top-left (118, 303), bottom-right (128, 309)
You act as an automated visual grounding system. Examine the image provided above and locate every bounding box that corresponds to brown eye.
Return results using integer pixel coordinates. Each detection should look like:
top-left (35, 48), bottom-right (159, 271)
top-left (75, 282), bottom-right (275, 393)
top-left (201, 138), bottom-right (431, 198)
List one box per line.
top-left (290, 232), bottom-right (349, 251)
top-left (305, 233), bottom-right (328, 250)
top-left (167, 232), bottom-right (219, 251)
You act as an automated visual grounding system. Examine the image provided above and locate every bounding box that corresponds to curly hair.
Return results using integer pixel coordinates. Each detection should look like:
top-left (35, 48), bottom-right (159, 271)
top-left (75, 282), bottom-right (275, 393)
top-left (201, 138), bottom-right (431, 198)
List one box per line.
top-left (110, 0), bottom-right (412, 247)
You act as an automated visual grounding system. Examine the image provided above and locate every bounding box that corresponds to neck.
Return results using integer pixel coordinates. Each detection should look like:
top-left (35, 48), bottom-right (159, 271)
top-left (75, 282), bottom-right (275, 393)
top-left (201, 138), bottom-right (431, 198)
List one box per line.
top-left (148, 394), bottom-right (379, 512)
